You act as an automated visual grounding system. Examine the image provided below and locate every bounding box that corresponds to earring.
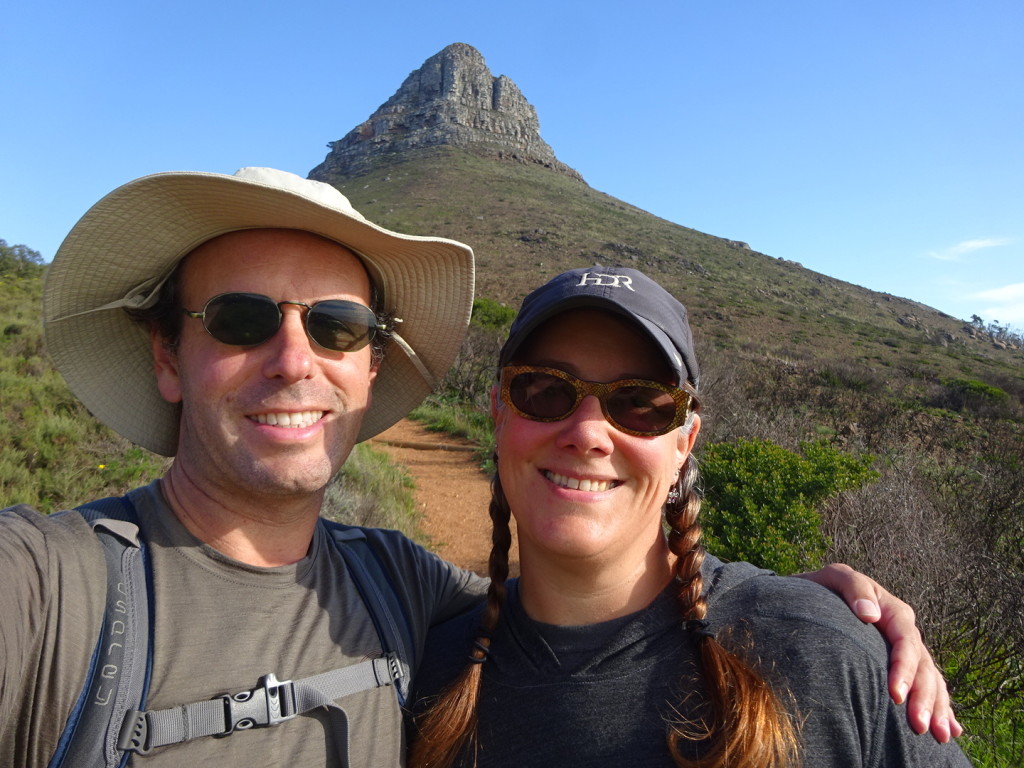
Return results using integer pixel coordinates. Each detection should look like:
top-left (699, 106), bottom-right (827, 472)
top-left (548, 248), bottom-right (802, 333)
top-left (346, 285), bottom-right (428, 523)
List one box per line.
top-left (666, 472), bottom-right (681, 505)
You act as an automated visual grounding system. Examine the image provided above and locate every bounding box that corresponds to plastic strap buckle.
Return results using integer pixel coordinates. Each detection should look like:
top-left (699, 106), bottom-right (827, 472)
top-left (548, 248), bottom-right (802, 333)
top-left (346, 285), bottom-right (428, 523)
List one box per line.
top-left (222, 673), bottom-right (298, 733)
top-left (386, 653), bottom-right (404, 683)
top-left (118, 709), bottom-right (154, 755)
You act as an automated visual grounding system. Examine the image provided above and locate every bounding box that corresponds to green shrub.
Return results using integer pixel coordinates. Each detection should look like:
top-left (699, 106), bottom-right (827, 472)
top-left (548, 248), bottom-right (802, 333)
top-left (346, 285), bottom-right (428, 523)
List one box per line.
top-left (942, 377), bottom-right (1009, 406)
top-left (0, 240), bottom-right (44, 279)
top-left (956, 675), bottom-right (1024, 767)
top-left (409, 398), bottom-right (495, 471)
top-left (928, 376), bottom-right (1018, 420)
top-left (700, 438), bottom-right (878, 574)
top-left (470, 296), bottom-right (516, 330)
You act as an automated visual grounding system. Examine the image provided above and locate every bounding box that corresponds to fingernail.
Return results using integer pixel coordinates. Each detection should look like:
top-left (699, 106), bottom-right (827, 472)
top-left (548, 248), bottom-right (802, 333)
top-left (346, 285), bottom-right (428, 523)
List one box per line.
top-left (854, 599), bottom-right (881, 619)
top-left (919, 710), bottom-right (931, 734)
top-left (937, 717), bottom-right (951, 743)
top-left (896, 681), bottom-right (909, 704)
top-left (951, 715), bottom-right (964, 737)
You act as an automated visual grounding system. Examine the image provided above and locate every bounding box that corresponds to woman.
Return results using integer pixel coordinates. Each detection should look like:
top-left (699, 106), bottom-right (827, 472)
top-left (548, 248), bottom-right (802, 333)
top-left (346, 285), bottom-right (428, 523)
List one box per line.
top-left (410, 268), bottom-right (970, 767)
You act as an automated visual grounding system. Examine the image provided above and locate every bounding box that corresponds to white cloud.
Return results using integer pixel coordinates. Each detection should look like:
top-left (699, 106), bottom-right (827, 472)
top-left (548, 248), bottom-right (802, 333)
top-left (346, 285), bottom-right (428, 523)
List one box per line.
top-left (927, 237), bottom-right (1012, 262)
top-left (969, 283), bottom-right (1024, 326)
top-left (972, 283), bottom-right (1024, 303)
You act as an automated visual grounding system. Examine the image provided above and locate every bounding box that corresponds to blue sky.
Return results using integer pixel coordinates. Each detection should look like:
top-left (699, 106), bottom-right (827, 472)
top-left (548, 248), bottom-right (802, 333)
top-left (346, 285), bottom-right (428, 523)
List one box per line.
top-left (3, 0), bottom-right (1022, 328)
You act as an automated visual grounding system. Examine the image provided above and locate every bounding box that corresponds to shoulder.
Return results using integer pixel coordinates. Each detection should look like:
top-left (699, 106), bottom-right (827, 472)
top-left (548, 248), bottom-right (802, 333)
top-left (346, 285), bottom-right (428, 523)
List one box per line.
top-left (2, 502), bottom-right (94, 532)
top-left (321, 519), bottom-right (459, 579)
top-left (706, 563), bottom-right (889, 664)
top-left (320, 520), bottom-right (487, 626)
top-left (1, 504), bottom-right (107, 614)
top-left (326, 521), bottom-right (484, 585)
top-left (1, 505), bottom-right (107, 761)
top-left (719, 566), bottom-right (881, 635)
top-left (413, 597), bottom-right (484, 706)
top-left (703, 564), bottom-right (971, 762)
top-left (1, 504), bottom-right (103, 571)
top-left (708, 569), bottom-right (974, 762)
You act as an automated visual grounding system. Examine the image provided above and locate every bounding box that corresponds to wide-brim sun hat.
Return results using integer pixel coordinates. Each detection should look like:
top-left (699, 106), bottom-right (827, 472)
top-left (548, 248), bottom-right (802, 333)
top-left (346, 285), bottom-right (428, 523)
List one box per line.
top-left (43, 166), bottom-right (475, 456)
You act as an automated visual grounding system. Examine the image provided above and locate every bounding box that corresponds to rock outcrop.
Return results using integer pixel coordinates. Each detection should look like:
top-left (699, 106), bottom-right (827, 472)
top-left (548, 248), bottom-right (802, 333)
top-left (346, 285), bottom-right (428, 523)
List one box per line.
top-left (309, 43), bottom-right (583, 182)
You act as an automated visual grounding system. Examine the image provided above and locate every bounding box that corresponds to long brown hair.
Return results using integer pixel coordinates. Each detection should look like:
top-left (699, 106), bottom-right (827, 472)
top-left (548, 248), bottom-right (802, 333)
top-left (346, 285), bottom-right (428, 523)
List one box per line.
top-left (408, 472), bottom-right (513, 767)
top-left (663, 439), bottom-right (800, 767)
top-left (410, 402), bottom-right (800, 768)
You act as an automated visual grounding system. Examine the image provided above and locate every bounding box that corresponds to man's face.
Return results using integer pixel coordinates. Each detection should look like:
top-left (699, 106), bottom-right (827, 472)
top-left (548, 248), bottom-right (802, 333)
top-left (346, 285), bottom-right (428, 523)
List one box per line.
top-left (153, 228), bottom-right (379, 503)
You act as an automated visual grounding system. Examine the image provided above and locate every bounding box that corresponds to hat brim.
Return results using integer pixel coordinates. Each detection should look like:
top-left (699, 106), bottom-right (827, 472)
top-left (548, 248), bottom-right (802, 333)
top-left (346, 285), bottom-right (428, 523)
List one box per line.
top-left (44, 169), bottom-right (475, 456)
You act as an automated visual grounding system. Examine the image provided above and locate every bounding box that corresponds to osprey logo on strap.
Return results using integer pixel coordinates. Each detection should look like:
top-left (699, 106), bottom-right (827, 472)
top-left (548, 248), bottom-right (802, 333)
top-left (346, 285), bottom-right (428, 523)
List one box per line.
top-left (575, 272), bottom-right (635, 291)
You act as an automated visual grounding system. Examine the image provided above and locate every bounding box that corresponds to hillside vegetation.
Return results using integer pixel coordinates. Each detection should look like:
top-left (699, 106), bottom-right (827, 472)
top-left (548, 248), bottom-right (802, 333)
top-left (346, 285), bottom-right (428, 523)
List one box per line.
top-left (331, 147), bottom-right (1022, 382)
top-left (3, 148), bottom-right (1023, 764)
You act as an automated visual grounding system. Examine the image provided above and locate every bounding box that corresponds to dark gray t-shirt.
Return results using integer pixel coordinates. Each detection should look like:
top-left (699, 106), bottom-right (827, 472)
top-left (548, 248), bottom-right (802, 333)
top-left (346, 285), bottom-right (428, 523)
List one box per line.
top-left (413, 558), bottom-right (972, 767)
top-left (1, 481), bottom-right (486, 767)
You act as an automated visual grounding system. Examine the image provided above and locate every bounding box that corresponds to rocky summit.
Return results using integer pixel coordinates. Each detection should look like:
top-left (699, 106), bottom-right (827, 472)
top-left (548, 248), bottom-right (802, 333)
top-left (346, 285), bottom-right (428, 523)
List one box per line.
top-left (309, 43), bottom-right (583, 183)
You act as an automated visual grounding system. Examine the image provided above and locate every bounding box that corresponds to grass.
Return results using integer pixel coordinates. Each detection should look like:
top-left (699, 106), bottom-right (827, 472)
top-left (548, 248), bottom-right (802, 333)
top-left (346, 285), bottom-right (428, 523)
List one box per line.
top-left (0, 268), bottom-right (170, 510)
top-left (330, 146), bottom-right (1022, 395)
top-left (409, 397), bottom-right (496, 471)
top-left (321, 442), bottom-right (420, 537)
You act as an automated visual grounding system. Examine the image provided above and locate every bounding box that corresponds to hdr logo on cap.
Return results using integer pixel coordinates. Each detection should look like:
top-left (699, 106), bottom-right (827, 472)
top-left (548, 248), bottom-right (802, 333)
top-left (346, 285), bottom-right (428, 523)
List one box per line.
top-left (576, 272), bottom-right (635, 291)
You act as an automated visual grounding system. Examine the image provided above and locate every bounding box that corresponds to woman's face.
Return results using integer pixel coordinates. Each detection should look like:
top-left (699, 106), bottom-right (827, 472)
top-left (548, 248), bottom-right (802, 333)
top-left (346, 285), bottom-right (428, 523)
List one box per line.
top-left (493, 308), bottom-right (699, 569)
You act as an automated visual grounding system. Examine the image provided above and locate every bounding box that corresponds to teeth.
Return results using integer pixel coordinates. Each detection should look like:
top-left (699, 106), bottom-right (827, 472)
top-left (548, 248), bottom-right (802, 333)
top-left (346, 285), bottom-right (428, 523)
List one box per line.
top-left (251, 411), bottom-right (323, 429)
top-left (545, 471), bottom-right (614, 493)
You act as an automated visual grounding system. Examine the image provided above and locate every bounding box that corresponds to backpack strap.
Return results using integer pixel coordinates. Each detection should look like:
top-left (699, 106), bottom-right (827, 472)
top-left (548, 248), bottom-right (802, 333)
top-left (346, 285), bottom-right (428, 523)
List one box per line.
top-left (49, 496), bottom-right (151, 768)
top-left (324, 522), bottom-right (416, 705)
top-left (112, 521), bottom-right (413, 755)
top-left (117, 655), bottom-right (405, 754)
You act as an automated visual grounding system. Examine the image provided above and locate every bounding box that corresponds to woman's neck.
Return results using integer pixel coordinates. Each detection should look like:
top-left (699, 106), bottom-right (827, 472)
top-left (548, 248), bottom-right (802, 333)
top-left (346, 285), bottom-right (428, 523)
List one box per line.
top-left (516, 536), bottom-right (675, 626)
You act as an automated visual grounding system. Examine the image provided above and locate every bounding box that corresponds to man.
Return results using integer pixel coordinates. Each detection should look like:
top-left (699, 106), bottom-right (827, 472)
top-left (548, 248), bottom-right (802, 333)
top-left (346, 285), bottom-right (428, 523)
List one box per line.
top-left (0, 167), bottom-right (956, 767)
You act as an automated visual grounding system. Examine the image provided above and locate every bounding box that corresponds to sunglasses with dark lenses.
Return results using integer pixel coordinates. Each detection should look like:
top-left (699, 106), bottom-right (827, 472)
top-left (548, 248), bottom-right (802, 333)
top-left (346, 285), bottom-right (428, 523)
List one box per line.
top-left (183, 292), bottom-right (386, 352)
top-left (500, 365), bottom-right (693, 437)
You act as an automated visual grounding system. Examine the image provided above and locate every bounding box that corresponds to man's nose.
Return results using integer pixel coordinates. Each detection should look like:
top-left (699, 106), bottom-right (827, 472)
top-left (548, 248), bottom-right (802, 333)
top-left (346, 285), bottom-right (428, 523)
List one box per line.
top-left (261, 304), bottom-right (314, 381)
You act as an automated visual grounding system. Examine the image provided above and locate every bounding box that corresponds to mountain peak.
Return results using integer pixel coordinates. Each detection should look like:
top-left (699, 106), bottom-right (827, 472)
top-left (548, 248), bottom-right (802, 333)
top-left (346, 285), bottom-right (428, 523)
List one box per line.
top-left (309, 43), bottom-right (583, 182)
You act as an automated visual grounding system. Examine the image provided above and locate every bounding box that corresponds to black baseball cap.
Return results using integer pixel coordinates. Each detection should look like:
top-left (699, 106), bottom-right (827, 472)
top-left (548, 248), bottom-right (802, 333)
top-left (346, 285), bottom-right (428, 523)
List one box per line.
top-left (498, 267), bottom-right (700, 387)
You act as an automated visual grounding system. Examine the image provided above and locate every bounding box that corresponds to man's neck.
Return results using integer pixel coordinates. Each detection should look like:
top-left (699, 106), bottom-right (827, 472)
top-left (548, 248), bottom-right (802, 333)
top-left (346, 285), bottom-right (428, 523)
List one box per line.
top-left (158, 464), bottom-right (323, 567)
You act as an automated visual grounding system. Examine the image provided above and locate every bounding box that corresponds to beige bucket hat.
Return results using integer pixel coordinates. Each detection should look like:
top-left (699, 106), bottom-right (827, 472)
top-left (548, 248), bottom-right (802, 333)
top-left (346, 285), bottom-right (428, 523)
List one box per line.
top-left (43, 166), bottom-right (475, 456)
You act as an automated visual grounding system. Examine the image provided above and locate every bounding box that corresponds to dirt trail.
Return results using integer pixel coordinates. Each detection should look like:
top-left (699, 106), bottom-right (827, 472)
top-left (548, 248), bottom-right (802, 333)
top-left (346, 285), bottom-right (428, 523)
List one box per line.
top-left (369, 419), bottom-right (519, 577)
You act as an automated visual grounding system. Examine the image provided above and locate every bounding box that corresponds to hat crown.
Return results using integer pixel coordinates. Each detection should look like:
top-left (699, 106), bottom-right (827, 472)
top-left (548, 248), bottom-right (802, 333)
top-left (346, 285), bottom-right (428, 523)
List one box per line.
top-left (551, 266), bottom-right (660, 301)
top-left (500, 266), bottom-right (700, 387)
top-left (232, 167), bottom-right (365, 221)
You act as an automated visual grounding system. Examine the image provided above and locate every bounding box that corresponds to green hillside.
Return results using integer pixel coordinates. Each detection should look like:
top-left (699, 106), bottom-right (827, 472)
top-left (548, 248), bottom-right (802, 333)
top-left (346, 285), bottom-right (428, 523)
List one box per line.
top-left (0, 242), bottom-right (168, 510)
top-left (328, 146), bottom-right (1022, 387)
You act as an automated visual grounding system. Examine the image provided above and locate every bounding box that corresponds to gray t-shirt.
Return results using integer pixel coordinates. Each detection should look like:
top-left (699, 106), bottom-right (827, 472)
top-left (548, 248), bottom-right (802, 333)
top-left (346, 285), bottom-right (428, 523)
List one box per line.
top-left (1, 481), bottom-right (486, 767)
top-left (412, 558), bottom-right (972, 767)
